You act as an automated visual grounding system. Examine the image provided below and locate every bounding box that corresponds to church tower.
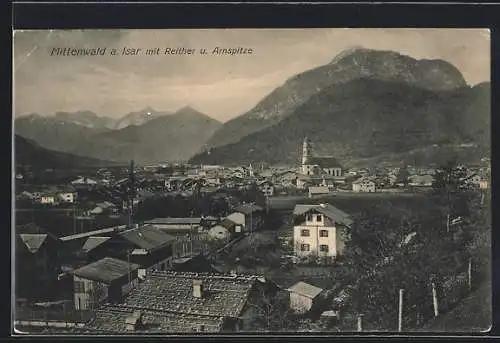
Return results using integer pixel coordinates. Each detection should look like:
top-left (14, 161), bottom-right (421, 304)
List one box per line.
top-left (248, 163), bottom-right (254, 178)
top-left (302, 137), bottom-right (311, 174)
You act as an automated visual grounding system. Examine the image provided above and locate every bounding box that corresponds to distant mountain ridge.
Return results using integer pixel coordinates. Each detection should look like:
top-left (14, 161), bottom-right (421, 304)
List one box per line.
top-left (68, 106), bottom-right (221, 164)
top-left (14, 134), bottom-right (116, 169)
top-left (204, 47), bottom-right (468, 149)
top-left (15, 106), bottom-right (221, 164)
top-left (53, 111), bottom-right (116, 129)
top-left (190, 79), bottom-right (490, 167)
top-left (113, 107), bottom-right (171, 130)
top-left (17, 106), bottom-right (171, 130)
top-left (14, 114), bottom-right (111, 153)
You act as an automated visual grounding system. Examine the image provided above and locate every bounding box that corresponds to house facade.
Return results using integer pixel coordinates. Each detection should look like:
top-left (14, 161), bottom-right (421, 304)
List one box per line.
top-left (409, 174), bottom-right (434, 187)
top-left (40, 195), bottom-right (56, 205)
top-left (226, 204), bottom-right (264, 234)
top-left (58, 192), bottom-right (76, 203)
top-left (208, 218), bottom-right (240, 241)
top-left (71, 177), bottom-right (98, 186)
top-left (72, 257), bottom-right (140, 310)
top-left (258, 180), bottom-right (274, 197)
top-left (352, 178), bottom-right (376, 192)
top-left (293, 203), bottom-right (353, 262)
top-left (308, 186), bottom-right (330, 198)
top-left (287, 281), bottom-right (324, 314)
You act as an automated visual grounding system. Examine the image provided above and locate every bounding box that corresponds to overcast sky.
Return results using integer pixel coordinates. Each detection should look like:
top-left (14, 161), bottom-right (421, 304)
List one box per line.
top-left (13, 29), bottom-right (490, 122)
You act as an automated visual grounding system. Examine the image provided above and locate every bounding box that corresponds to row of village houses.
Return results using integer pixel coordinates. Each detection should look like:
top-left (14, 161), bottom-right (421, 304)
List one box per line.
top-left (15, 201), bottom-right (360, 333)
top-left (15, 202), bottom-right (267, 299)
top-left (16, 193), bottom-right (471, 333)
top-left (17, 163), bottom-right (490, 208)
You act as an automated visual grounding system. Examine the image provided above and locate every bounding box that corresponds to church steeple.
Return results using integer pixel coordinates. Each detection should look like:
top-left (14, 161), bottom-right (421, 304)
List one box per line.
top-left (302, 137), bottom-right (311, 174)
top-left (248, 163), bottom-right (254, 178)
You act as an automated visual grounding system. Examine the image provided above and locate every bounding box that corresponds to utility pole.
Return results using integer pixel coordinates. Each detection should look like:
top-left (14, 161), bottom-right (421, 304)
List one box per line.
top-left (357, 314), bottom-right (363, 332)
top-left (127, 249), bottom-right (131, 287)
top-left (468, 257), bottom-right (473, 292)
top-left (73, 198), bottom-right (77, 234)
top-left (128, 160), bottom-right (136, 228)
top-left (190, 211), bottom-right (194, 256)
top-left (250, 205), bottom-right (253, 237)
top-left (431, 281), bottom-right (439, 317)
top-left (398, 288), bottom-right (404, 332)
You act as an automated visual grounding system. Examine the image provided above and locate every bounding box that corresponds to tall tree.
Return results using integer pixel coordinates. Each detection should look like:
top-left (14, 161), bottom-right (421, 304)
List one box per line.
top-left (245, 289), bottom-right (296, 332)
top-left (343, 203), bottom-right (407, 274)
top-left (396, 165), bottom-right (410, 187)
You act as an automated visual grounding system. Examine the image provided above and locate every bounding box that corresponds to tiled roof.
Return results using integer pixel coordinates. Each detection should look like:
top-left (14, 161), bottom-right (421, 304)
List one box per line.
top-left (233, 204), bottom-right (264, 214)
top-left (293, 204), bottom-right (320, 216)
top-left (352, 177), bottom-right (376, 184)
top-left (121, 271), bottom-right (257, 318)
top-left (60, 226), bottom-right (127, 242)
top-left (306, 157), bottom-right (342, 169)
top-left (144, 218), bottom-right (203, 225)
top-left (218, 218), bottom-right (236, 230)
top-left (293, 203), bottom-right (353, 226)
top-left (82, 236), bottom-right (112, 253)
top-left (287, 281), bottom-right (324, 299)
top-left (119, 225), bottom-right (175, 251)
top-left (72, 257), bottom-right (140, 284)
top-left (86, 305), bottom-right (225, 333)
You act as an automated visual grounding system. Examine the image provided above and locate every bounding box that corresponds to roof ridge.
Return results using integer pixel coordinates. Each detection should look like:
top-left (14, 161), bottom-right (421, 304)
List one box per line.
top-left (150, 270), bottom-right (259, 281)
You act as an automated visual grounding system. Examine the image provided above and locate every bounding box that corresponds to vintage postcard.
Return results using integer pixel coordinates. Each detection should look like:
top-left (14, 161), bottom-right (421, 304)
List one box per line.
top-left (12, 29), bottom-right (491, 334)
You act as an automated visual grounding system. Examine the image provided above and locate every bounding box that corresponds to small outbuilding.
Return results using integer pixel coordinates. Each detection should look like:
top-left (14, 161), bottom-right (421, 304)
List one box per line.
top-left (286, 281), bottom-right (324, 314)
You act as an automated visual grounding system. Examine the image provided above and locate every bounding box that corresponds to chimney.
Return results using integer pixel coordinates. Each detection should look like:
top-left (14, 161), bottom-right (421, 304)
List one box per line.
top-left (193, 279), bottom-right (204, 298)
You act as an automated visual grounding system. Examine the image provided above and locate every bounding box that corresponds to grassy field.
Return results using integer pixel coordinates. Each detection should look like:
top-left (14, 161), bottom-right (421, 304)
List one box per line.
top-left (268, 192), bottom-right (430, 213)
top-left (418, 281), bottom-right (492, 333)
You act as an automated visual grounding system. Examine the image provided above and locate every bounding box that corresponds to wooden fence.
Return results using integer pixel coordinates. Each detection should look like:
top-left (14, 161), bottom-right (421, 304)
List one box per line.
top-left (15, 307), bottom-right (93, 324)
top-left (338, 257), bottom-right (482, 332)
top-left (172, 232), bottom-right (223, 258)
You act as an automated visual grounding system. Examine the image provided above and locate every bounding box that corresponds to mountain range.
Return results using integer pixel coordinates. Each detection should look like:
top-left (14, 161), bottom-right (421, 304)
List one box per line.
top-left (15, 106), bottom-right (220, 165)
top-left (70, 106), bottom-right (221, 164)
top-left (14, 134), bottom-right (116, 169)
top-left (190, 79), bottom-right (490, 167)
top-left (190, 48), bottom-right (489, 167)
top-left (204, 47), bottom-right (468, 150)
top-left (15, 47), bottom-right (490, 168)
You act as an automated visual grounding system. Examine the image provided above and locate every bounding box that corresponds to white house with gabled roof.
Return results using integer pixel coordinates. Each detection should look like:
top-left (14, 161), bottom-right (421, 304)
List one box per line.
top-left (292, 203), bottom-right (353, 262)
